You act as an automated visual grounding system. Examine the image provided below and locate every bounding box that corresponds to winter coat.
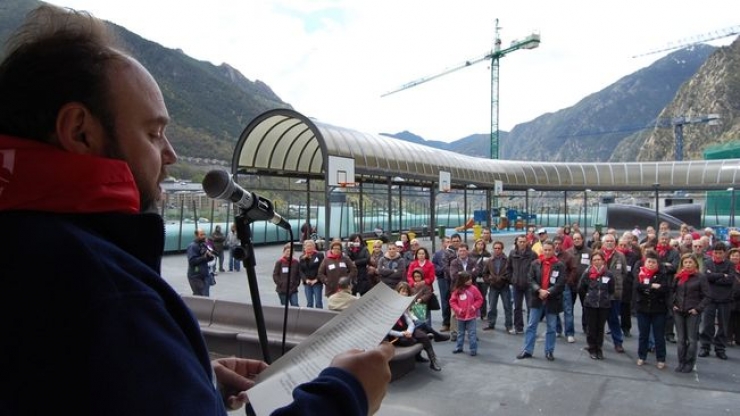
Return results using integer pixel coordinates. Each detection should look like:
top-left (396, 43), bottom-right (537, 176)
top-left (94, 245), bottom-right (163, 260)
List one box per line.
top-left (507, 247), bottom-right (537, 290)
top-left (377, 253), bottom-right (407, 288)
top-left (483, 253), bottom-right (510, 290)
top-left (672, 272), bottom-right (711, 313)
top-left (527, 257), bottom-right (566, 313)
top-left (318, 254), bottom-right (357, 296)
top-left (449, 284), bottom-right (484, 321)
top-left (578, 268), bottom-right (614, 309)
top-left (633, 266), bottom-right (670, 314)
top-left (273, 257), bottom-right (300, 295)
top-left (703, 259), bottom-right (735, 303)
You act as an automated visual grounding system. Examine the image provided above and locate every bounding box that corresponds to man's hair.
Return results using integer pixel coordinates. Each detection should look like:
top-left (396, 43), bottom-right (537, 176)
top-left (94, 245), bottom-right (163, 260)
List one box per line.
top-left (0, 5), bottom-right (126, 142)
top-left (337, 276), bottom-right (352, 289)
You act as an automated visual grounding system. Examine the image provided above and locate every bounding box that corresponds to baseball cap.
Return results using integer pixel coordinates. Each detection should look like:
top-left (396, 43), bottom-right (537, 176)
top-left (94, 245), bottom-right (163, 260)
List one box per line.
top-left (537, 228), bottom-right (547, 235)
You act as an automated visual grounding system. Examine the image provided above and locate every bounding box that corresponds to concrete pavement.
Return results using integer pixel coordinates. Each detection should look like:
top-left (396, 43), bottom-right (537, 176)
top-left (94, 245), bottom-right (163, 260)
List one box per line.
top-left (161, 235), bottom-right (740, 416)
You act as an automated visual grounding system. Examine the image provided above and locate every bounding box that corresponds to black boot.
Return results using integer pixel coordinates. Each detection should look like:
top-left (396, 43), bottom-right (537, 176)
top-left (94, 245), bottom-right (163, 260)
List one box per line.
top-left (430, 328), bottom-right (451, 342)
top-left (426, 348), bottom-right (441, 371)
top-left (414, 352), bottom-right (429, 363)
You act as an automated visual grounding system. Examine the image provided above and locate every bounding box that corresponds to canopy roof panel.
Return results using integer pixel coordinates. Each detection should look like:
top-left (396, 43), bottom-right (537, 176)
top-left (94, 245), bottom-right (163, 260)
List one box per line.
top-left (232, 109), bottom-right (740, 191)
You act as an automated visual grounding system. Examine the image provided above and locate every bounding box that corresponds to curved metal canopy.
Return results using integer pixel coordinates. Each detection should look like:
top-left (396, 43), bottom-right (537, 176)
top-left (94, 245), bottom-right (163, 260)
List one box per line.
top-left (232, 108), bottom-right (739, 192)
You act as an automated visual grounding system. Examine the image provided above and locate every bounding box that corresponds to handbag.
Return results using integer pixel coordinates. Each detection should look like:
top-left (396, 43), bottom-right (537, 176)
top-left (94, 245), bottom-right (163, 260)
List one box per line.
top-left (427, 293), bottom-right (441, 311)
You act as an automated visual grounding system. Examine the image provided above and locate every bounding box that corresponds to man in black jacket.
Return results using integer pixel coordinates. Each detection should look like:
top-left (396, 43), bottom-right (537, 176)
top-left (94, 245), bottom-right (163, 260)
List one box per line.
top-left (699, 242), bottom-right (735, 360)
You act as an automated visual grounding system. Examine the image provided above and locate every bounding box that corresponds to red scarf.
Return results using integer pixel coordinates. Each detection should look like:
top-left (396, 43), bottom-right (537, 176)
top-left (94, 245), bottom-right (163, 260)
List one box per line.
top-left (304, 248), bottom-right (316, 257)
top-left (539, 255), bottom-right (558, 290)
top-left (326, 251), bottom-right (341, 260)
top-left (616, 246), bottom-right (630, 256)
top-left (675, 269), bottom-right (696, 285)
top-left (588, 265), bottom-right (605, 280)
top-left (280, 256), bottom-right (293, 265)
top-left (638, 266), bottom-right (658, 283)
top-left (656, 244), bottom-right (670, 258)
top-left (602, 248), bottom-right (614, 264)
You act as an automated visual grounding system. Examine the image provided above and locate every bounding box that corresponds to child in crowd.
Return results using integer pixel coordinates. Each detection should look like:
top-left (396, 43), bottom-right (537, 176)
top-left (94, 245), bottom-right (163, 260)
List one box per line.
top-left (449, 271), bottom-right (484, 356)
top-left (390, 282), bottom-right (442, 371)
top-left (410, 269), bottom-right (450, 342)
top-left (272, 243), bottom-right (300, 306)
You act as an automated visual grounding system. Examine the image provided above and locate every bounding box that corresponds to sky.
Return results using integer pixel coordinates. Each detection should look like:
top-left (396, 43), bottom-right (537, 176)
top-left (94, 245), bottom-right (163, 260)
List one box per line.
top-left (46, 0), bottom-right (739, 143)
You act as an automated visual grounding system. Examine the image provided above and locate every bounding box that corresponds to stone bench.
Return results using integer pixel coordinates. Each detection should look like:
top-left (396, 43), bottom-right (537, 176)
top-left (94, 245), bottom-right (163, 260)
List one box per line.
top-left (181, 295), bottom-right (423, 380)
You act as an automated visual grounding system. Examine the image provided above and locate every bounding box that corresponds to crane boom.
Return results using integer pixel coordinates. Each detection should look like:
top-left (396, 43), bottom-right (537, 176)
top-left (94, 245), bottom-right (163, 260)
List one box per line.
top-left (380, 21), bottom-right (540, 162)
top-left (632, 24), bottom-right (740, 58)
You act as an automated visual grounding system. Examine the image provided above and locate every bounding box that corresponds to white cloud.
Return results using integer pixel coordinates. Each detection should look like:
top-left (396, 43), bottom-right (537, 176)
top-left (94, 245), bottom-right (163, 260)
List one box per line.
top-left (46, 0), bottom-right (738, 142)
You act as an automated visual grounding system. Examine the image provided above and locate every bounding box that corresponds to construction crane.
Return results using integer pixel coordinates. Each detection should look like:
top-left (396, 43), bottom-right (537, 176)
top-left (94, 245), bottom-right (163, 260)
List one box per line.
top-left (381, 19), bottom-right (540, 160)
top-left (632, 24), bottom-right (740, 58)
top-left (654, 114), bottom-right (721, 161)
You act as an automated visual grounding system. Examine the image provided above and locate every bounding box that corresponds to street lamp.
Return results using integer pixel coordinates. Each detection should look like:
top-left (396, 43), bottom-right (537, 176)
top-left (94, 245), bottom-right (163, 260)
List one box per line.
top-left (295, 179), bottom-right (310, 238)
top-left (583, 189), bottom-right (591, 238)
top-left (393, 176), bottom-right (405, 236)
top-left (525, 188), bottom-right (534, 229)
top-left (729, 187), bottom-right (736, 227)
top-left (463, 184), bottom-right (477, 242)
top-left (653, 183), bottom-right (660, 232)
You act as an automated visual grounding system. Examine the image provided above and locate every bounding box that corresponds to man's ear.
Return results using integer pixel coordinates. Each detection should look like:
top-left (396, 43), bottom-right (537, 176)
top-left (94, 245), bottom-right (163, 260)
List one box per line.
top-left (55, 102), bottom-right (107, 155)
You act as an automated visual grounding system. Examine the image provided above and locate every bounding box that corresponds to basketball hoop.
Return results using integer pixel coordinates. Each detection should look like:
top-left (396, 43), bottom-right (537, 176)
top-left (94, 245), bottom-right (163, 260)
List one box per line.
top-left (338, 182), bottom-right (356, 188)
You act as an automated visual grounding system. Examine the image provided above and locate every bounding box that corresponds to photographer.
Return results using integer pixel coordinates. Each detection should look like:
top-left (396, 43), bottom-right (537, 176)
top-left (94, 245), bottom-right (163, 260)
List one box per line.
top-left (346, 233), bottom-right (371, 295)
top-left (188, 228), bottom-right (215, 296)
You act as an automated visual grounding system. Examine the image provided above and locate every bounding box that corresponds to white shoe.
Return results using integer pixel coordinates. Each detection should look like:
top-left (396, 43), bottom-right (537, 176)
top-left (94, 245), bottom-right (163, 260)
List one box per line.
top-left (567, 336), bottom-right (575, 343)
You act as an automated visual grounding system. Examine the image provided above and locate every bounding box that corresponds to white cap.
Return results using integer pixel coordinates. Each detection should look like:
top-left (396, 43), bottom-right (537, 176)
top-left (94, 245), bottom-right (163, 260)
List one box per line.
top-left (537, 228), bottom-right (547, 235)
top-left (704, 227), bottom-right (714, 234)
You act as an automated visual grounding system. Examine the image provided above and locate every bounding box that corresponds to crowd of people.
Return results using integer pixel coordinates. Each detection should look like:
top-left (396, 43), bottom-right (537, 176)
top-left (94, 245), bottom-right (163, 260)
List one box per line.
top-left (225, 219), bottom-right (740, 376)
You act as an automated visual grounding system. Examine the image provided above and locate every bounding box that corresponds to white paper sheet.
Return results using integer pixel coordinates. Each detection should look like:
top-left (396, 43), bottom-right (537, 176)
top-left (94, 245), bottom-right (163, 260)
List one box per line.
top-left (247, 283), bottom-right (416, 415)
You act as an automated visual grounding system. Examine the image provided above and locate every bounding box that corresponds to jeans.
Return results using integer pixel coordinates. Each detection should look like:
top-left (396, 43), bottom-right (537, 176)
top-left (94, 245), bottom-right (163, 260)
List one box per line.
top-left (700, 302), bottom-right (731, 352)
top-left (438, 277), bottom-right (451, 327)
top-left (279, 292), bottom-right (299, 306)
top-left (304, 283), bottom-right (324, 308)
top-left (216, 250), bottom-right (225, 271)
top-left (228, 248), bottom-right (241, 272)
top-left (607, 300), bottom-right (624, 346)
top-left (556, 286), bottom-right (575, 336)
top-left (456, 319), bottom-right (478, 353)
top-left (637, 311), bottom-right (666, 361)
top-left (522, 307), bottom-right (557, 355)
top-left (513, 286), bottom-right (531, 332)
top-left (487, 285), bottom-right (513, 329)
top-left (674, 311), bottom-right (701, 366)
top-left (476, 281), bottom-right (489, 318)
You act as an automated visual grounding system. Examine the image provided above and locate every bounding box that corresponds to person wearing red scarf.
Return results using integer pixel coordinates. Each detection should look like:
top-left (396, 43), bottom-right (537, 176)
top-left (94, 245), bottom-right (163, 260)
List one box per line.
top-left (299, 240), bottom-right (325, 308)
top-left (698, 242), bottom-right (734, 360)
top-left (577, 251), bottom-right (614, 359)
top-left (601, 234), bottom-right (629, 353)
top-left (633, 250), bottom-right (670, 369)
top-left (273, 243), bottom-right (301, 306)
top-left (727, 248), bottom-right (740, 349)
top-left (655, 232), bottom-right (680, 345)
top-left (516, 242), bottom-right (566, 361)
top-left (345, 233), bottom-right (371, 296)
top-left (672, 253), bottom-right (710, 373)
top-left (319, 241), bottom-right (358, 297)
top-left (617, 236), bottom-right (640, 339)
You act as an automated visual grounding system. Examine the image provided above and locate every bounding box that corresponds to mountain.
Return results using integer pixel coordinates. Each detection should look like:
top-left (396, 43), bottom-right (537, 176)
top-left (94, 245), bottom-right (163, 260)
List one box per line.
top-left (388, 40), bottom-right (740, 163)
top-left (0, 0), bottom-right (292, 168)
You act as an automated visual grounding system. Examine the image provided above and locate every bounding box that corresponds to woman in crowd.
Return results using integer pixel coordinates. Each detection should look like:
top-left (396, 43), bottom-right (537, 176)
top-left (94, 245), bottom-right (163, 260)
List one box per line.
top-left (272, 243), bottom-right (300, 306)
top-left (345, 233), bottom-right (371, 296)
top-left (318, 241), bottom-right (357, 298)
top-left (633, 250), bottom-right (670, 369)
top-left (469, 238), bottom-right (492, 320)
top-left (377, 243), bottom-right (407, 289)
top-left (299, 239), bottom-right (325, 308)
top-left (225, 223), bottom-right (241, 272)
top-left (367, 240), bottom-right (385, 288)
top-left (672, 253), bottom-right (710, 373)
top-left (388, 282), bottom-right (442, 371)
top-left (728, 248), bottom-right (740, 346)
top-left (578, 251), bottom-right (614, 360)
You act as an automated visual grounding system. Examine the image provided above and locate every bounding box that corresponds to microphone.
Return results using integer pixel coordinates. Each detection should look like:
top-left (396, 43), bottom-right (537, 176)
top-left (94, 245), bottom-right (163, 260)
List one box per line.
top-left (202, 169), bottom-right (292, 231)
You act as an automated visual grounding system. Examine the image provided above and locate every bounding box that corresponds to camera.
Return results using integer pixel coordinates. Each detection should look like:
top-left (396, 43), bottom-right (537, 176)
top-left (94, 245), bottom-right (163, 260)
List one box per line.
top-left (349, 242), bottom-right (361, 248)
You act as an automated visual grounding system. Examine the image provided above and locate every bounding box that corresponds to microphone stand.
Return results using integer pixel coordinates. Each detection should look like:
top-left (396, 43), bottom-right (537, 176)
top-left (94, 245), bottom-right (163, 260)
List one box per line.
top-left (233, 210), bottom-right (271, 364)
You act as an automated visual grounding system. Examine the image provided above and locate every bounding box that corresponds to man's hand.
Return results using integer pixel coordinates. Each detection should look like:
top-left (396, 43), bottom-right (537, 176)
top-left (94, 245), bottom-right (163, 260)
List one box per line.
top-left (329, 342), bottom-right (394, 415)
top-left (212, 358), bottom-right (268, 411)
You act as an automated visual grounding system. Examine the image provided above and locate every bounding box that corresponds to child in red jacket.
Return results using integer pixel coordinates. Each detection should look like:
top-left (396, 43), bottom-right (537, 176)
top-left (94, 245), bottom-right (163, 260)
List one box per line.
top-left (449, 271), bottom-right (484, 356)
